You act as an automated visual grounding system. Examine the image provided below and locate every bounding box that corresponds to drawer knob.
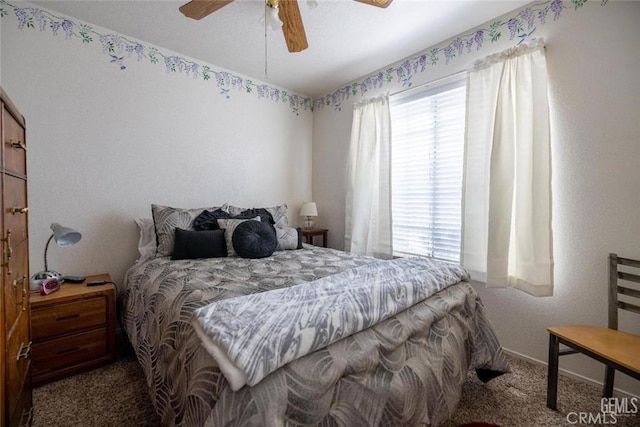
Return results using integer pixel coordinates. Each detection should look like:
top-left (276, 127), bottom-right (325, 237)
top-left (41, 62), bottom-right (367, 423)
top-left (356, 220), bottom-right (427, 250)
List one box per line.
top-left (10, 139), bottom-right (26, 151)
top-left (21, 277), bottom-right (27, 311)
top-left (12, 275), bottom-right (25, 289)
top-left (56, 313), bottom-right (80, 321)
top-left (56, 346), bottom-right (81, 356)
top-left (9, 206), bottom-right (29, 214)
top-left (1, 229), bottom-right (12, 276)
top-left (16, 341), bottom-right (32, 361)
top-left (13, 276), bottom-right (27, 311)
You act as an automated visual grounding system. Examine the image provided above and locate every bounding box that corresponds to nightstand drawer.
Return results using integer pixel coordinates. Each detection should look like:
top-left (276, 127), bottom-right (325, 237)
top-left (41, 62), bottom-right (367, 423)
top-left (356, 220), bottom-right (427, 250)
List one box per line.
top-left (30, 276), bottom-right (116, 386)
top-left (32, 328), bottom-right (107, 375)
top-left (31, 297), bottom-right (107, 340)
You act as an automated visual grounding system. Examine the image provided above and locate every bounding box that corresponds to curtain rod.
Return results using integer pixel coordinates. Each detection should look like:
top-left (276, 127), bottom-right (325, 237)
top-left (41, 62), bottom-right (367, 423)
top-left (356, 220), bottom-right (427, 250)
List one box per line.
top-left (390, 70), bottom-right (466, 98)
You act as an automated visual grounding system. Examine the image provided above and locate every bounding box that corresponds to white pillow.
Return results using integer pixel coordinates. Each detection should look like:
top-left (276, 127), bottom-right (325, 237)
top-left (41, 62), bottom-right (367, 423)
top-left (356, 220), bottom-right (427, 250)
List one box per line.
top-left (134, 218), bottom-right (156, 262)
top-left (275, 227), bottom-right (302, 250)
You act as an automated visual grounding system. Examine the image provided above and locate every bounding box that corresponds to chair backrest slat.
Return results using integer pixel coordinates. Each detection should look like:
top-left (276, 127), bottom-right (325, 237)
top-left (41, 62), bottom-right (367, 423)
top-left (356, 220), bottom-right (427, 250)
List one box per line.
top-left (618, 302), bottom-right (640, 315)
top-left (609, 253), bottom-right (640, 330)
top-left (619, 257), bottom-right (640, 268)
top-left (619, 271), bottom-right (640, 283)
top-left (618, 285), bottom-right (640, 299)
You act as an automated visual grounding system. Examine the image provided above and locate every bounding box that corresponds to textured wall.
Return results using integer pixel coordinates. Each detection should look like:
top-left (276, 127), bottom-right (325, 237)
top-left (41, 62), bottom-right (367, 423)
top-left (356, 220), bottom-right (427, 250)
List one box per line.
top-left (1, 9), bottom-right (313, 285)
top-left (313, 1), bottom-right (640, 396)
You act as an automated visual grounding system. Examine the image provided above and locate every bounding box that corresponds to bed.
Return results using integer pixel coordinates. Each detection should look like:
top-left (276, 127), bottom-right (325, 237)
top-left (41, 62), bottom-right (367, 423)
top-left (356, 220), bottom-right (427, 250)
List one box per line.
top-left (118, 205), bottom-right (509, 427)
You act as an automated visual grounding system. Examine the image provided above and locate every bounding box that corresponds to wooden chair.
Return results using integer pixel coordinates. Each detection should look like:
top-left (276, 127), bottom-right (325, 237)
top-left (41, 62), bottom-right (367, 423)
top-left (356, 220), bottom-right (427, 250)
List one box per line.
top-left (546, 253), bottom-right (640, 410)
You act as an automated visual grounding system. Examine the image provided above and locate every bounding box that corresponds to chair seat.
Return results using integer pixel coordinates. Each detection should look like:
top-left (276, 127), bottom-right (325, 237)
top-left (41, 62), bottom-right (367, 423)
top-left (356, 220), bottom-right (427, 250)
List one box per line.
top-left (547, 325), bottom-right (640, 375)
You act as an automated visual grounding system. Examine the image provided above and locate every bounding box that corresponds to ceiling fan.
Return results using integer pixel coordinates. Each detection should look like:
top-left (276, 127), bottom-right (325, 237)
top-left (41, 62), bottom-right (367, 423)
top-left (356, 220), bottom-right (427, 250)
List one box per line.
top-left (179, 0), bottom-right (393, 53)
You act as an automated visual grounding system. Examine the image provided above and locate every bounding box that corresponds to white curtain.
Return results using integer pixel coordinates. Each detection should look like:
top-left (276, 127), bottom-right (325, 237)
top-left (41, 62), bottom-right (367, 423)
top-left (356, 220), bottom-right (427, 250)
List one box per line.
top-left (462, 39), bottom-right (553, 297)
top-left (345, 95), bottom-right (393, 259)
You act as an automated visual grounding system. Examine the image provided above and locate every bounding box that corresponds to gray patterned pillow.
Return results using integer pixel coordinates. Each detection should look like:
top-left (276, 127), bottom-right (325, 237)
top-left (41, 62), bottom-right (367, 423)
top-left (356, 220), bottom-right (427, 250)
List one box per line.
top-left (216, 217), bottom-right (261, 257)
top-left (227, 204), bottom-right (288, 228)
top-left (275, 227), bottom-right (302, 250)
top-left (152, 204), bottom-right (227, 257)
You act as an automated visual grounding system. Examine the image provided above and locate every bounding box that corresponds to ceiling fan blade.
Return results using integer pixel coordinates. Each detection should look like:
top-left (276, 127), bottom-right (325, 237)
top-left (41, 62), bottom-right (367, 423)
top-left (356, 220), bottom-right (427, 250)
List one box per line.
top-left (279, 0), bottom-right (309, 53)
top-left (179, 0), bottom-right (234, 20)
top-left (354, 0), bottom-right (393, 8)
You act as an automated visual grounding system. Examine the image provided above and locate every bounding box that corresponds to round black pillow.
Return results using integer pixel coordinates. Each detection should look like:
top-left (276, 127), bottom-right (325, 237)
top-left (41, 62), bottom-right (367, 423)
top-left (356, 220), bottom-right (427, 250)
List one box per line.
top-left (232, 220), bottom-right (277, 259)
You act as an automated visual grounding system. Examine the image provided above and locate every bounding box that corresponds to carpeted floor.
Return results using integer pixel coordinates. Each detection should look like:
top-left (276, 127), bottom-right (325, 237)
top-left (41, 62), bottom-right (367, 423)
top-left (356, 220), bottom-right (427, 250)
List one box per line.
top-left (33, 350), bottom-right (639, 427)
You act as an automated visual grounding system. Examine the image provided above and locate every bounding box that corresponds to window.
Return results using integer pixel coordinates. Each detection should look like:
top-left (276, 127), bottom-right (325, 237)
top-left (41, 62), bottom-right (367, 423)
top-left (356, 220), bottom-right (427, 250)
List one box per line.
top-left (390, 78), bottom-right (466, 263)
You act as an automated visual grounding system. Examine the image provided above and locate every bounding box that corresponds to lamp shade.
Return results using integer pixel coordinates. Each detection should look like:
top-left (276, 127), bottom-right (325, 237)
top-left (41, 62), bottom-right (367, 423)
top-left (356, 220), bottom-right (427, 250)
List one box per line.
top-left (51, 223), bottom-right (82, 246)
top-left (300, 202), bottom-right (318, 217)
top-left (31, 222), bottom-right (83, 289)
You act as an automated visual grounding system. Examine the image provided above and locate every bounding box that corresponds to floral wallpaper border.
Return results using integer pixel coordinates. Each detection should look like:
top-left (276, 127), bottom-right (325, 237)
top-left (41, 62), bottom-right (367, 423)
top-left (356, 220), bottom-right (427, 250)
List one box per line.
top-left (1, 0), bottom-right (608, 114)
top-left (313, 0), bottom-right (609, 112)
top-left (0, 0), bottom-right (313, 115)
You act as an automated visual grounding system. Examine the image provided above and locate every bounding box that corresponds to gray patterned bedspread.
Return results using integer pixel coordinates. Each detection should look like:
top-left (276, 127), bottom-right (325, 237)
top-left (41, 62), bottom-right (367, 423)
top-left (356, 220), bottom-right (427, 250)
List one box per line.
top-left (119, 245), bottom-right (509, 427)
top-left (192, 257), bottom-right (470, 390)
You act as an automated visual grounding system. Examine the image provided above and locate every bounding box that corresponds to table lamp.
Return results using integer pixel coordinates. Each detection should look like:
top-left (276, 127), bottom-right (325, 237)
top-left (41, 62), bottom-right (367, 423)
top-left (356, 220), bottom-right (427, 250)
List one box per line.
top-left (30, 223), bottom-right (82, 290)
top-left (300, 202), bottom-right (318, 229)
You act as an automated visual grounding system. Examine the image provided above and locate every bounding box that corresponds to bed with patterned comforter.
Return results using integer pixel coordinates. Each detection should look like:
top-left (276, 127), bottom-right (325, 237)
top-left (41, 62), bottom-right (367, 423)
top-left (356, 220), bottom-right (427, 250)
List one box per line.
top-left (119, 245), bottom-right (509, 427)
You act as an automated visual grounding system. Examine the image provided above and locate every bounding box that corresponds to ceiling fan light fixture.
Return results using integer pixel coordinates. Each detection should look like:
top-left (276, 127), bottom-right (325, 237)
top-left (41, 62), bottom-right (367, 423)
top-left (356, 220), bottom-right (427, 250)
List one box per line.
top-left (266, 0), bottom-right (284, 30)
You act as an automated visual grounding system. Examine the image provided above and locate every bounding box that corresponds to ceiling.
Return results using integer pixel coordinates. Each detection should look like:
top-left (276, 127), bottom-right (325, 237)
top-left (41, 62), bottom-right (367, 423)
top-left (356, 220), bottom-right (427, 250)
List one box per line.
top-left (33, 0), bottom-right (529, 97)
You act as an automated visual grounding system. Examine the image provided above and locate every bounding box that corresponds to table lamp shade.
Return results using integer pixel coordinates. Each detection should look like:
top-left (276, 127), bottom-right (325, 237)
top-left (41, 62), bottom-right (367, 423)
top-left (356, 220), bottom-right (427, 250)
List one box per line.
top-left (51, 223), bottom-right (82, 246)
top-left (300, 202), bottom-right (318, 217)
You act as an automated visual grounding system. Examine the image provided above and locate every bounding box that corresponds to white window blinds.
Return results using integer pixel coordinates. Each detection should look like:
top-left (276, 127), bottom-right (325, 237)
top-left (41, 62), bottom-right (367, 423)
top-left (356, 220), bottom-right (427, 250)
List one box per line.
top-left (390, 79), bottom-right (466, 263)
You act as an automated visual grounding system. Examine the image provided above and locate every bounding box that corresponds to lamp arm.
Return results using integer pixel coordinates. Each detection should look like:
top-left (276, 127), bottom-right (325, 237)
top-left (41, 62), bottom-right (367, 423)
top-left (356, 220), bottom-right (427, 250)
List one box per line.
top-left (43, 234), bottom-right (55, 272)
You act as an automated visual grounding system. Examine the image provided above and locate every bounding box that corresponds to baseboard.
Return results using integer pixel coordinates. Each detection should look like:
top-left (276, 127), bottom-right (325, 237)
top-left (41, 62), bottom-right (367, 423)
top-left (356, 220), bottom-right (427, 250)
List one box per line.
top-left (502, 347), bottom-right (639, 399)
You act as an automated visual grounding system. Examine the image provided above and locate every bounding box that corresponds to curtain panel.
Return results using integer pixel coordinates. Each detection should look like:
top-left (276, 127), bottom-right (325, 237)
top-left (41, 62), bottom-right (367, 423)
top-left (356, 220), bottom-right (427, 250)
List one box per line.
top-left (462, 39), bottom-right (554, 297)
top-left (345, 95), bottom-right (393, 259)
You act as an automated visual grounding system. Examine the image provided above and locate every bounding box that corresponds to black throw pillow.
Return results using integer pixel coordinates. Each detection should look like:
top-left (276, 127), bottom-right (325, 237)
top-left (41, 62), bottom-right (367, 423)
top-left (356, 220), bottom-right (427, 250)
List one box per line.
top-left (296, 227), bottom-right (303, 249)
top-left (237, 208), bottom-right (276, 226)
top-left (194, 208), bottom-right (231, 231)
top-left (172, 228), bottom-right (227, 260)
top-left (232, 220), bottom-right (277, 259)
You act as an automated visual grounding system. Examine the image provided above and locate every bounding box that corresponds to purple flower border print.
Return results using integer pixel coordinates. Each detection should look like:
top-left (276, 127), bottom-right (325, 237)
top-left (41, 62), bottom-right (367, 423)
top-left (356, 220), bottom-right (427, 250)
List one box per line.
top-left (1, 0), bottom-right (608, 114)
top-left (0, 0), bottom-right (312, 115)
top-left (313, 0), bottom-right (609, 112)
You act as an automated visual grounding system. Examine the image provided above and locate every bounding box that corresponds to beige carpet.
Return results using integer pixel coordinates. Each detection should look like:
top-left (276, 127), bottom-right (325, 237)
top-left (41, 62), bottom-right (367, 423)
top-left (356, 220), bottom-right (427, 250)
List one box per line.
top-left (33, 353), bottom-right (639, 426)
top-left (448, 357), bottom-right (639, 427)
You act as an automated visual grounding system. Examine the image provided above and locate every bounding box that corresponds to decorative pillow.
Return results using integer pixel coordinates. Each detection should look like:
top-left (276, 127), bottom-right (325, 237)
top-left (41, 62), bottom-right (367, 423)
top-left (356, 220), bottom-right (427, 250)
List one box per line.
top-left (236, 208), bottom-right (275, 226)
top-left (232, 220), bottom-right (277, 259)
top-left (134, 218), bottom-right (157, 262)
top-left (275, 227), bottom-right (303, 250)
top-left (172, 228), bottom-right (227, 260)
top-left (228, 204), bottom-right (288, 228)
top-left (152, 204), bottom-right (226, 257)
top-left (194, 208), bottom-right (275, 232)
top-left (216, 217), bottom-right (261, 257)
top-left (193, 208), bottom-right (232, 231)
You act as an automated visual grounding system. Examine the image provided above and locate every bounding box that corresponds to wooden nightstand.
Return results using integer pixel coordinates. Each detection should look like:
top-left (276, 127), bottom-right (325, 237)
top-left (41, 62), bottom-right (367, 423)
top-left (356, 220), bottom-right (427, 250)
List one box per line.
top-left (302, 228), bottom-right (328, 247)
top-left (29, 274), bottom-right (116, 386)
